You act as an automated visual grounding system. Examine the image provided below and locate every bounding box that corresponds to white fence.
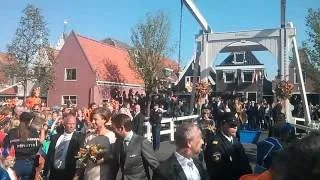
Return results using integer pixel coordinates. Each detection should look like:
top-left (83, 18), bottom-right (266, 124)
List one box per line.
top-left (143, 115), bottom-right (199, 142)
top-left (290, 117), bottom-right (312, 132)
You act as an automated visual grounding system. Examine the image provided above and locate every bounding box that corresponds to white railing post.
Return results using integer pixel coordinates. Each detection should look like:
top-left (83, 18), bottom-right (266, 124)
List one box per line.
top-left (144, 122), bottom-right (152, 142)
top-left (144, 115), bottom-right (200, 142)
top-left (170, 118), bottom-right (175, 141)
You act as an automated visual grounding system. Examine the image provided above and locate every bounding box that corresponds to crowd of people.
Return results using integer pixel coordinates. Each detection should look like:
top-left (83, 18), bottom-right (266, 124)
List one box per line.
top-left (0, 90), bottom-right (319, 180)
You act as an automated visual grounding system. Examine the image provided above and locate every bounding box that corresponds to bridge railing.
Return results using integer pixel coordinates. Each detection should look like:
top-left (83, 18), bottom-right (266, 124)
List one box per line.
top-left (289, 117), bottom-right (312, 132)
top-left (143, 115), bottom-right (200, 142)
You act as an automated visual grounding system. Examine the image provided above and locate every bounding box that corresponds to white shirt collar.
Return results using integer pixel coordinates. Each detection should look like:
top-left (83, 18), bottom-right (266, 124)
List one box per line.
top-left (175, 152), bottom-right (193, 167)
top-left (124, 131), bottom-right (133, 142)
top-left (221, 131), bottom-right (233, 143)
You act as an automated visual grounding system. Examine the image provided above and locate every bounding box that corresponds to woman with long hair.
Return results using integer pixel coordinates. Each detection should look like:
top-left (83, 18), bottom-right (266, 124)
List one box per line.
top-left (81, 107), bottom-right (116, 180)
top-left (4, 112), bottom-right (43, 180)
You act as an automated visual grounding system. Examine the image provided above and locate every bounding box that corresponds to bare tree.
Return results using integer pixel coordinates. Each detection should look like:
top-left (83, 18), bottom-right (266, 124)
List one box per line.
top-left (5, 4), bottom-right (55, 102)
top-left (128, 11), bottom-right (171, 115)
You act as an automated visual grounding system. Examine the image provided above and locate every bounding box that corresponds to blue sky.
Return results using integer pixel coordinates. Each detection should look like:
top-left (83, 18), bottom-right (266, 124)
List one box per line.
top-left (0, 0), bottom-right (319, 79)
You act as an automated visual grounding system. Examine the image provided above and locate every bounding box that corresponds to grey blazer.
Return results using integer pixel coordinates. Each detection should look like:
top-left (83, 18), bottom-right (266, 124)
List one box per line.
top-left (114, 133), bottom-right (159, 180)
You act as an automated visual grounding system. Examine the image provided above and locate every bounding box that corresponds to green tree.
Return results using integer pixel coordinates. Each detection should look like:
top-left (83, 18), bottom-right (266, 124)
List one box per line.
top-left (128, 11), bottom-right (171, 115)
top-left (5, 4), bottom-right (55, 102)
top-left (302, 8), bottom-right (320, 89)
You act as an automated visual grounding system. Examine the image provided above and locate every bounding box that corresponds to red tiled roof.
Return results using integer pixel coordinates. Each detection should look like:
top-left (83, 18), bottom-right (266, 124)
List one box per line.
top-left (162, 58), bottom-right (179, 72)
top-left (75, 34), bottom-right (144, 85)
top-left (0, 86), bottom-right (17, 95)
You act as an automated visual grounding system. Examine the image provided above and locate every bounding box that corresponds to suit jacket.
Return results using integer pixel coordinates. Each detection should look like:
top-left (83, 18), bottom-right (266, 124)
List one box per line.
top-left (205, 131), bottom-right (252, 180)
top-left (114, 133), bottom-right (159, 180)
top-left (132, 112), bottom-right (145, 136)
top-left (44, 131), bottom-right (85, 177)
top-left (153, 153), bottom-right (206, 180)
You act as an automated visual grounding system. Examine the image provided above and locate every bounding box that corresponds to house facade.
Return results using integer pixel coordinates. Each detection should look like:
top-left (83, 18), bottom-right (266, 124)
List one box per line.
top-left (215, 51), bottom-right (272, 102)
top-left (48, 31), bottom-right (178, 108)
top-left (175, 55), bottom-right (216, 93)
top-left (288, 49), bottom-right (320, 105)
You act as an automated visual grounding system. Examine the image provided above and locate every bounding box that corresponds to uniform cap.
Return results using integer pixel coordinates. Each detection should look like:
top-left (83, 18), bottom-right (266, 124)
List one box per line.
top-left (221, 112), bottom-right (238, 127)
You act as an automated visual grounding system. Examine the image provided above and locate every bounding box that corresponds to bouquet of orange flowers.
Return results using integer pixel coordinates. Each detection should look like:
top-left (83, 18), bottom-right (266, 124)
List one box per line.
top-left (75, 144), bottom-right (107, 168)
top-left (195, 81), bottom-right (211, 103)
top-left (274, 80), bottom-right (294, 99)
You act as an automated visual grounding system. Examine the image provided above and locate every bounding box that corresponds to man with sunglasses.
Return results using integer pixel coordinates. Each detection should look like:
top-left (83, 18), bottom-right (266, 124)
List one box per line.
top-left (204, 112), bottom-right (252, 180)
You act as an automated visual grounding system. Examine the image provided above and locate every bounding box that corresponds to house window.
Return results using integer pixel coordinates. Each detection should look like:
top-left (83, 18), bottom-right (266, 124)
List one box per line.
top-left (247, 92), bottom-right (257, 102)
top-left (65, 68), bottom-right (77, 81)
top-left (294, 68), bottom-right (306, 84)
top-left (164, 68), bottom-right (173, 77)
top-left (185, 76), bottom-right (200, 86)
top-left (243, 70), bottom-right (253, 82)
top-left (233, 52), bottom-right (246, 63)
top-left (62, 95), bottom-right (77, 105)
top-left (224, 72), bottom-right (235, 83)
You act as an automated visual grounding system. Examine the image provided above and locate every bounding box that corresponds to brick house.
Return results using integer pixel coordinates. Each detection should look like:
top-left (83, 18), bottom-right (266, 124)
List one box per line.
top-left (215, 51), bottom-right (273, 102)
top-left (48, 31), bottom-right (178, 108)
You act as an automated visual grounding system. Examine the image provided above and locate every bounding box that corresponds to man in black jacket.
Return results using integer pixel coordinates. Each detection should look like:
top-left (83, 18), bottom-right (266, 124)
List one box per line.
top-left (153, 123), bottom-right (207, 180)
top-left (149, 104), bottom-right (162, 151)
top-left (44, 113), bottom-right (85, 180)
top-left (132, 104), bottom-right (145, 136)
top-left (205, 112), bottom-right (252, 180)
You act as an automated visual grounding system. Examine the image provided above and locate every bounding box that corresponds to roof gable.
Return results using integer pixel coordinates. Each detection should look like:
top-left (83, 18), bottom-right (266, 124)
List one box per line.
top-left (217, 51), bottom-right (263, 66)
top-left (74, 33), bottom-right (144, 85)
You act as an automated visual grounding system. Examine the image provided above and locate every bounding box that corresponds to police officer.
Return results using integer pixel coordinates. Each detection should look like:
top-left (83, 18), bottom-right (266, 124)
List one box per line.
top-left (204, 112), bottom-right (252, 180)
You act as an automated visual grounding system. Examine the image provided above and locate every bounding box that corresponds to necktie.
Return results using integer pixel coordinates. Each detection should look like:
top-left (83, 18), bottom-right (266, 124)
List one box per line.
top-left (187, 161), bottom-right (194, 170)
top-left (55, 135), bottom-right (68, 164)
top-left (120, 140), bottom-right (129, 168)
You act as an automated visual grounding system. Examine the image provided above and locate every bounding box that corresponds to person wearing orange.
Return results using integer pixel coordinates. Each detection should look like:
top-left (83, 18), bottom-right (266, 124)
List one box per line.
top-left (26, 87), bottom-right (41, 109)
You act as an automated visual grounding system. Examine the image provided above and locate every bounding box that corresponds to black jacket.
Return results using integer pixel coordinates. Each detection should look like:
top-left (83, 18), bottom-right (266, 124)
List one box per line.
top-left (153, 153), bottom-right (207, 180)
top-left (132, 112), bottom-right (145, 136)
top-left (204, 131), bottom-right (252, 180)
top-left (149, 109), bottom-right (162, 127)
top-left (44, 132), bottom-right (85, 178)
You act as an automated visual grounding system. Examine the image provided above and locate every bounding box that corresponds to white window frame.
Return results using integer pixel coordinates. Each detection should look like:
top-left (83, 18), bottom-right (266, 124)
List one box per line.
top-left (246, 91), bottom-right (257, 102)
top-left (294, 68), bottom-right (306, 84)
top-left (233, 52), bottom-right (246, 64)
top-left (64, 68), bottom-right (77, 81)
top-left (185, 76), bottom-right (200, 86)
top-left (224, 71), bottom-right (235, 83)
top-left (242, 70), bottom-right (254, 83)
top-left (61, 95), bottom-right (78, 106)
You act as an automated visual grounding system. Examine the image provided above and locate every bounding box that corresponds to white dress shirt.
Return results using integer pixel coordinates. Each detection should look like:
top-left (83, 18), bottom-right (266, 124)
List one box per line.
top-left (221, 131), bottom-right (233, 144)
top-left (54, 132), bottom-right (74, 169)
top-left (175, 152), bottom-right (201, 180)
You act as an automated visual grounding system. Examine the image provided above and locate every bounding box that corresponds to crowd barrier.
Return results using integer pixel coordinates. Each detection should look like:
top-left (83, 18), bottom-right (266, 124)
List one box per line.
top-left (143, 115), bottom-right (199, 142)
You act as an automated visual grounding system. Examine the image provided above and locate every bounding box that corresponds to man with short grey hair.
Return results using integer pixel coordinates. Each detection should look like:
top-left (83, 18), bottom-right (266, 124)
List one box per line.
top-left (153, 123), bottom-right (207, 180)
top-left (44, 113), bottom-right (85, 180)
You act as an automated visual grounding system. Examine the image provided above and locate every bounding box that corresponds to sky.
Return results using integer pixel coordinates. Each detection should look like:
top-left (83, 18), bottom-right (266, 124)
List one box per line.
top-left (0, 0), bottom-right (319, 80)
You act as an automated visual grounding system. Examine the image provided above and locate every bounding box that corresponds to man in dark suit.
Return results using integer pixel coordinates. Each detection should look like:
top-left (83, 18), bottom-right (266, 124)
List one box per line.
top-left (205, 112), bottom-right (252, 180)
top-left (153, 123), bottom-right (207, 180)
top-left (149, 104), bottom-right (163, 151)
top-left (44, 113), bottom-right (85, 180)
top-left (112, 113), bottom-right (159, 180)
top-left (132, 104), bottom-right (145, 136)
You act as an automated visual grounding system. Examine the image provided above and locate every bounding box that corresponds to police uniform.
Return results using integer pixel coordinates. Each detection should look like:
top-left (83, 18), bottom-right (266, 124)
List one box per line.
top-left (204, 112), bottom-right (252, 180)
